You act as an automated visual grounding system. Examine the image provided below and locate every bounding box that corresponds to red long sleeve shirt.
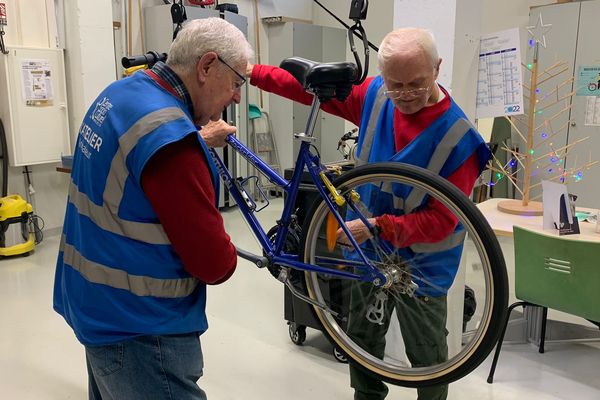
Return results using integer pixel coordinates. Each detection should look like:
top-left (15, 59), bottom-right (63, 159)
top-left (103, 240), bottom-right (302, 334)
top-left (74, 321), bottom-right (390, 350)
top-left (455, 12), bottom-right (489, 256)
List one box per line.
top-left (141, 133), bottom-right (237, 284)
top-left (251, 65), bottom-right (481, 247)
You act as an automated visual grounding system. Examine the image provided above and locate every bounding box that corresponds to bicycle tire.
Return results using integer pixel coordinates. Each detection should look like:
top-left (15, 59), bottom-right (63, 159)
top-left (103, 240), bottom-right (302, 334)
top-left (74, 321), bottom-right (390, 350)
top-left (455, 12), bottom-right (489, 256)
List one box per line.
top-left (300, 162), bottom-right (507, 387)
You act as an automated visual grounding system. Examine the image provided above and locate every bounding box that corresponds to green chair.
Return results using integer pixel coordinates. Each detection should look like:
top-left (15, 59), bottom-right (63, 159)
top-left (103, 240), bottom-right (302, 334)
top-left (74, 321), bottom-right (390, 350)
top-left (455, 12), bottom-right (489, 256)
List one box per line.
top-left (487, 226), bottom-right (600, 383)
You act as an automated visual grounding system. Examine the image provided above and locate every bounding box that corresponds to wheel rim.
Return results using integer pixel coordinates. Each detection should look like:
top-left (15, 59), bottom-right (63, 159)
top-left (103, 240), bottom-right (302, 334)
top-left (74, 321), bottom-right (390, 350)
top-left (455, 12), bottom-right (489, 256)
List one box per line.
top-left (302, 166), bottom-right (506, 386)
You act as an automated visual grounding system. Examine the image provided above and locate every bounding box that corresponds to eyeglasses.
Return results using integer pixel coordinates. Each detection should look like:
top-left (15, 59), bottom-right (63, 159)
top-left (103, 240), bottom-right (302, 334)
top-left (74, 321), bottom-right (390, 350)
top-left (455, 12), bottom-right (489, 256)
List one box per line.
top-left (217, 55), bottom-right (246, 90)
top-left (383, 86), bottom-right (430, 100)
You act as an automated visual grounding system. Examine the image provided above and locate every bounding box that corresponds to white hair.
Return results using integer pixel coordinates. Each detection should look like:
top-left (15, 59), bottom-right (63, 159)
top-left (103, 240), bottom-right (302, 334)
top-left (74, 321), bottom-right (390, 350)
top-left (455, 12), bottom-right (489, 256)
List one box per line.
top-left (377, 27), bottom-right (439, 71)
top-left (167, 18), bottom-right (254, 73)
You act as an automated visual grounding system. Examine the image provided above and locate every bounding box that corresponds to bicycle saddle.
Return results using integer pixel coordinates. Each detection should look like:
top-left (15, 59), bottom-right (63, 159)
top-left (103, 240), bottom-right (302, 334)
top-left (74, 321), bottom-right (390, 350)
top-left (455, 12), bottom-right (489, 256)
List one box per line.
top-left (280, 57), bottom-right (358, 102)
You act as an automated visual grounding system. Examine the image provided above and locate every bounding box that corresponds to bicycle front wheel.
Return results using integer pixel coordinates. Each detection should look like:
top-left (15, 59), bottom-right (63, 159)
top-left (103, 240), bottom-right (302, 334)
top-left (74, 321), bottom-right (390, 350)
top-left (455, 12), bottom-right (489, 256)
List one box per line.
top-left (300, 163), bottom-right (507, 387)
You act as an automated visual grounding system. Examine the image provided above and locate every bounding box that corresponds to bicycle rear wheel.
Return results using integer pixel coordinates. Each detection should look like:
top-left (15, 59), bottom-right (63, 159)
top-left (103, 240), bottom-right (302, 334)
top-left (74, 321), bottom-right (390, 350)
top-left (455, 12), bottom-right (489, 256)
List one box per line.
top-left (300, 162), bottom-right (507, 387)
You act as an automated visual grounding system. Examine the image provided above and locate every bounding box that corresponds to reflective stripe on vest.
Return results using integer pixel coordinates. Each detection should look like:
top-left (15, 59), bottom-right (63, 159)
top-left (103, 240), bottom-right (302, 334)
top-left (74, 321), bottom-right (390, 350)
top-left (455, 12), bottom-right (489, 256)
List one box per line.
top-left (356, 87), bottom-right (388, 167)
top-left (410, 230), bottom-right (466, 253)
top-left (67, 181), bottom-right (169, 245)
top-left (60, 235), bottom-right (198, 298)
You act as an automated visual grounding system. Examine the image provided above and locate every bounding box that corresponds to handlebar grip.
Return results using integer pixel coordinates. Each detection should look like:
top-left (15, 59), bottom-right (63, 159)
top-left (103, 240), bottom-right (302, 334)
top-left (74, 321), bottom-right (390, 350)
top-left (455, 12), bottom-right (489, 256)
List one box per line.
top-left (121, 51), bottom-right (167, 69)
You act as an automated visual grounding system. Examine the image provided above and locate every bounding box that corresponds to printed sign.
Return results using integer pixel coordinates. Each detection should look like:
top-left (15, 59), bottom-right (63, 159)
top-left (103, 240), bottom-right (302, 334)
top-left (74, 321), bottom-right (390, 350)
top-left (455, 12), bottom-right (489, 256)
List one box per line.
top-left (576, 65), bottom-right (600, 96)
top-left (21, 59), bottom-right (54, 105)
top-left (476, 28), bottom-right (525, 118)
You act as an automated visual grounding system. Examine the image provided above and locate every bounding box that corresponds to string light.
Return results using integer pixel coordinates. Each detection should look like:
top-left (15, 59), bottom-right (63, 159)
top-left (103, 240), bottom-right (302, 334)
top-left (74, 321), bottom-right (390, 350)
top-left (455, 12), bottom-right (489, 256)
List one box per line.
top-left (484, 158), bottom-right (517, 187)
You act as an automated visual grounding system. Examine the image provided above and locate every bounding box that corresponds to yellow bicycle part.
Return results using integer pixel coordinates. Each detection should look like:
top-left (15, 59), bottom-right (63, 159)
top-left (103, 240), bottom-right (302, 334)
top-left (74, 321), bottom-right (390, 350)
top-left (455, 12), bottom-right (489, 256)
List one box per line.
top-left (319, 171), bottom-right (345, 206)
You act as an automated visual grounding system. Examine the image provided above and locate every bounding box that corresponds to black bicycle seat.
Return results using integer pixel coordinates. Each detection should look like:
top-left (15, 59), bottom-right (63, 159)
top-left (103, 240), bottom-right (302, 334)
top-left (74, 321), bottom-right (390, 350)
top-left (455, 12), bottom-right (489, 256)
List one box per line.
top-left (280, 57), bottom-right (358, 102)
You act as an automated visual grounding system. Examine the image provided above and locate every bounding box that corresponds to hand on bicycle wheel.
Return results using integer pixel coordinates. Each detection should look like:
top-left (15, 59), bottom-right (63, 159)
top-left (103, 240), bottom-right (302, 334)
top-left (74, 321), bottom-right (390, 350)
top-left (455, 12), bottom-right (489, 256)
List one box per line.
top-left (335, 217), bottom-right (377, 246)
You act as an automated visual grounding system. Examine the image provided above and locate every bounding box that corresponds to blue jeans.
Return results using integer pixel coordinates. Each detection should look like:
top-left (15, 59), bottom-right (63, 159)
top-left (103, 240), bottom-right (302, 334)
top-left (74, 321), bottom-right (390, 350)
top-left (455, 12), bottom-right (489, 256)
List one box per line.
top-left (85, 333), bottom-right (207, 400)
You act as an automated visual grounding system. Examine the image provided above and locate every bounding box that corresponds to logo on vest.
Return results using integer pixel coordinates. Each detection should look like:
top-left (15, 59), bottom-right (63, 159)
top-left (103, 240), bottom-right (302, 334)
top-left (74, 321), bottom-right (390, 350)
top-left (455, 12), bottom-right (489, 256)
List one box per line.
top-left (91, 97), bottom-right (113, 127)
top-left (78, 123), bottom-right (103, 159)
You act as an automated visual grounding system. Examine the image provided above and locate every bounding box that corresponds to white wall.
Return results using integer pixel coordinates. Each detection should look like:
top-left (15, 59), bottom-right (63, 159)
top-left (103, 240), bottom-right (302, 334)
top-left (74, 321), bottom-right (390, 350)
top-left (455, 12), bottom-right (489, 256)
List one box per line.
top-left (62, 0), bottom-right (115, 145)
top-left (481, 0), bottom-right (553, 35)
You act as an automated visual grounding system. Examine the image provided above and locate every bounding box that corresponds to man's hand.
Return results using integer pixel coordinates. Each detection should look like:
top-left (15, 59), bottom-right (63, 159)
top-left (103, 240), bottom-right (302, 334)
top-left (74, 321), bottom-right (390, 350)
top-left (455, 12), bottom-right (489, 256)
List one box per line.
top-left (336, 218), bottom-right (377, 246)
top-left (246, 63), bottom-right (254, 78)
top-left (200, 119), bottom-right (236, 148)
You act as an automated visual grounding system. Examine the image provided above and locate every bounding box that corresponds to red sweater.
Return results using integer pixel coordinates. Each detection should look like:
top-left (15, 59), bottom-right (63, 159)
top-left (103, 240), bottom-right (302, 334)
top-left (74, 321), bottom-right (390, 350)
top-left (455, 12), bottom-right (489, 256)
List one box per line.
top-left (141, 133), bottom-right (237, 284)
top-left (251, 65), bottom-right (481, 247)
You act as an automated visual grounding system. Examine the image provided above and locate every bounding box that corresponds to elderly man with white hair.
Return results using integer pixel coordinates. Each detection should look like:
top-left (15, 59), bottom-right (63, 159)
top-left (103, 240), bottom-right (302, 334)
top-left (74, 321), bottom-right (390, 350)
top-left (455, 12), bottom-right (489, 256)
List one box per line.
top-left (54, 18), bottom-right (253, 400)
top-left (247, 27), bottom-right (491, 400)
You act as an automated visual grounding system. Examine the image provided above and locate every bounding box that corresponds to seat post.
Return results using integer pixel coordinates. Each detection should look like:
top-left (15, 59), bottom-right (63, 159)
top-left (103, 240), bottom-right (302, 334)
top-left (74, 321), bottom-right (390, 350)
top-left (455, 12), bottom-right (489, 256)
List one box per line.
top-left (303, 95), bottom-right (321, 138)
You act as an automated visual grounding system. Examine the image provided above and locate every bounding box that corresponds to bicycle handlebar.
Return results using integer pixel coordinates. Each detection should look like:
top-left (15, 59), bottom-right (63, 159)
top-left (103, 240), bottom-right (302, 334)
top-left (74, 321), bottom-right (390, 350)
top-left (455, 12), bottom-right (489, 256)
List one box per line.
top-left (121, 51), bottom-right (167, 69)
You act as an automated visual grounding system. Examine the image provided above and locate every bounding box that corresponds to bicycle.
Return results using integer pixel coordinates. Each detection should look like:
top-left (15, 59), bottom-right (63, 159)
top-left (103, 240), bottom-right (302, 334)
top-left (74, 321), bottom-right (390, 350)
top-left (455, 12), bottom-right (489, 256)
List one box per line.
top-left (122, 37), bottom-right (507, 387)
top-left (208, 57), bottom-right (508, 387)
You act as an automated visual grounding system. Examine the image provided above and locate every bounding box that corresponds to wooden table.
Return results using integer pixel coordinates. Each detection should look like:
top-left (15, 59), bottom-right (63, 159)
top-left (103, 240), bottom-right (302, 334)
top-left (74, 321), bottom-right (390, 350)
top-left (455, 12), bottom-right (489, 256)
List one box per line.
top-left (477, 197), bottom-right (600, 241)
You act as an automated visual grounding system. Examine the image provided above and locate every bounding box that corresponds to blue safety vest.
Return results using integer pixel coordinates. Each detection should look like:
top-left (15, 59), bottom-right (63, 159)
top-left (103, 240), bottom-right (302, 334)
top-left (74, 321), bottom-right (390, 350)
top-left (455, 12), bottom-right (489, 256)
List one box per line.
top-left (53, 71), bottom-right (220, 345)
top-left (353, 76), bottom-right (490, 296)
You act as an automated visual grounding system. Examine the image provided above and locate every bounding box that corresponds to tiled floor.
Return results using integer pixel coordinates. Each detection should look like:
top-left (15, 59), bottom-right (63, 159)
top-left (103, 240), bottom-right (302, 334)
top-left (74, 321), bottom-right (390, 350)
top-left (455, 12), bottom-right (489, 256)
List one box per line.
top-left (1, 199), bottom-right (599, 399)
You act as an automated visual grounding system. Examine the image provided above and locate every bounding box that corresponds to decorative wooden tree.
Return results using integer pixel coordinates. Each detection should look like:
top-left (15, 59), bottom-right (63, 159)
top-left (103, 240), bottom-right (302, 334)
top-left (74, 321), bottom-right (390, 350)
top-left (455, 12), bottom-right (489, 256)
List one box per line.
top-left (486, 14), bottom-right (597, 215)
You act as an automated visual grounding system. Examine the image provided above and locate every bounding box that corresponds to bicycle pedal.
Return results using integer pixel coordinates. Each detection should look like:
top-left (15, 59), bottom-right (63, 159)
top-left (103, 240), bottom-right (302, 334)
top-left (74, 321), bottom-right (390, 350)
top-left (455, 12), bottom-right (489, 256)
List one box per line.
top-left (294, 132), bottom-right (317, 142)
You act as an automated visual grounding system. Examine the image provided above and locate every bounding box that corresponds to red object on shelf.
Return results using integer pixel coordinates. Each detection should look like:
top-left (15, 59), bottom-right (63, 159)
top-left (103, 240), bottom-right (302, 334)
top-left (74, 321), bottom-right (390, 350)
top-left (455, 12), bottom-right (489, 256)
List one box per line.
top-left (0, 3), bottom-right (8, 26)
top-left (187, 0), bottom-right (215, 6)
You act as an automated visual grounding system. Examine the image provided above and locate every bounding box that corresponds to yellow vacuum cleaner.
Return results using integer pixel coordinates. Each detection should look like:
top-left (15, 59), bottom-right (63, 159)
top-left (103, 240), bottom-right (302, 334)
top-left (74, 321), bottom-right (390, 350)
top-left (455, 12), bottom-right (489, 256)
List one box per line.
top-left (0, 194), bottom-right (35, 256)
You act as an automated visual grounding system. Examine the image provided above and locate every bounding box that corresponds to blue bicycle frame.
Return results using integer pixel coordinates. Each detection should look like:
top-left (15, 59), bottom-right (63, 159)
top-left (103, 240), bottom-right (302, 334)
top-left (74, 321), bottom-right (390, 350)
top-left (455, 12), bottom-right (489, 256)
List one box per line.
top-left (207, 96), bottom-right (387, 287)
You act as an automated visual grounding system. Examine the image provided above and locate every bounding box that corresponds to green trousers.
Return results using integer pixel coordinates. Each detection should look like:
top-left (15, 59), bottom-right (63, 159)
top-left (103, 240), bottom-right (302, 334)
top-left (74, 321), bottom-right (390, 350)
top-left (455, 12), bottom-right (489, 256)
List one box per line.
top-left (347, 284), bottom-right (449, 400)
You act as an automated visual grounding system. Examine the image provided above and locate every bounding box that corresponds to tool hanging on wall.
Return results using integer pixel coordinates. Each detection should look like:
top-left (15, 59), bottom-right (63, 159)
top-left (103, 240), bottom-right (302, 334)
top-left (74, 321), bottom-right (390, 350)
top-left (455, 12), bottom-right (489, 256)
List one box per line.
top-left (171, 0), bottom-right (187, 40)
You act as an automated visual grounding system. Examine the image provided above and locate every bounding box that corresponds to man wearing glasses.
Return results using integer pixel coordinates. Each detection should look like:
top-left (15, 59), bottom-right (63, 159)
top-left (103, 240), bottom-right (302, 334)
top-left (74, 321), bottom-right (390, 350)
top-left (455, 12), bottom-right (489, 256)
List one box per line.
top-left (54, 18), bottom-right (253, 400)
top-left (247, 27), bottom-right (490, 400)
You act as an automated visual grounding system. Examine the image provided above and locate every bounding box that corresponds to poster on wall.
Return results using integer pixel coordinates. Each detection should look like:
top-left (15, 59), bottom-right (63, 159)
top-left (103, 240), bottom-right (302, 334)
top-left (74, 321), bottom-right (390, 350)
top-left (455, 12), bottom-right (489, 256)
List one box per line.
top-left (21, 59), bottom-right (54, 106)
top-left (576, 65), bottom-right (600, 97)
top-left (476, 28), bottom-right (524, 119)
top-left (584, 96), bottom-right (600, 126)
